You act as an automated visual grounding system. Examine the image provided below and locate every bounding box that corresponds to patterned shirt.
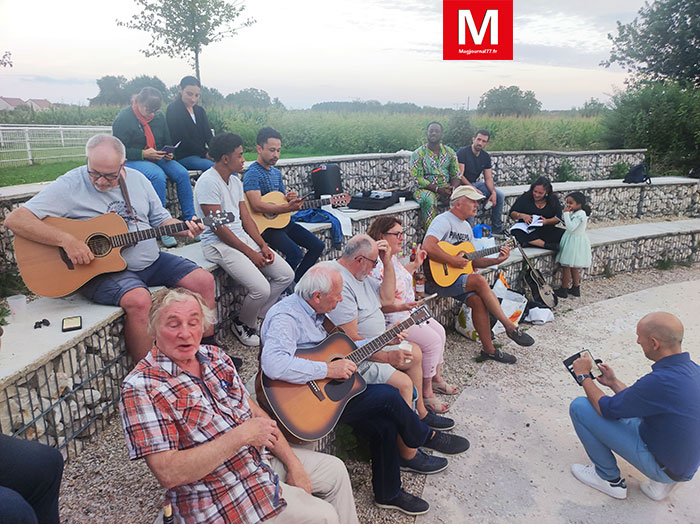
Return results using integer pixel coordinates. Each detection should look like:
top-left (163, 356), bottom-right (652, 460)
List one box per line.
top-left (370, 255), bottom-right (414, 326)
top-left (120, 345), bottom-right (285, 524)
top-left (243, 161), bottom-right (286, 196)
top-left (410, 144), bottom-right (459, 189)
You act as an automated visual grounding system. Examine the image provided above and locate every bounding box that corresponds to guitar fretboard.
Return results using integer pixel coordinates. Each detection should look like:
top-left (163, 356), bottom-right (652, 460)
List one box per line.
top-left (462, 244), bottom-right (502, 260)
top-left (301, 197), bottom-right (332, 210)
top-left (110, 221), bottom-right (191, 247)
top-left (345, 311), bottom-right (427, 365)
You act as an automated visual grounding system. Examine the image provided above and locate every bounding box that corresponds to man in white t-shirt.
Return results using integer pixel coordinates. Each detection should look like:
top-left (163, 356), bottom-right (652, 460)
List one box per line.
top-left (193, 133), bottom-right (294, 346)
top-left (423, 185), bottom-right (535, 364)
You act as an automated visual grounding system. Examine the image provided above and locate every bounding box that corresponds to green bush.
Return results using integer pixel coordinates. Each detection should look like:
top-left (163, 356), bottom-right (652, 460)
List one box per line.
top-left (603, 81), bottom-right (700, 173)
top-left (609, 161), bottom-right (630, 179)
top-left (556, 159), bottom-right (582, 181)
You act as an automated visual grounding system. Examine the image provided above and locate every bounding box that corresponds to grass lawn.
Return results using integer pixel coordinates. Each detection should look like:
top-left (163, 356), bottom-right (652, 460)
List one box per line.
top-left (0, 151), bottom-right (330, 188)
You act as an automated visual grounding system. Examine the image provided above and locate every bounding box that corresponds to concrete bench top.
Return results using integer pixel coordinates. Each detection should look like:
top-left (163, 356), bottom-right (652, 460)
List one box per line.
top-left (3, 217), bottom-right (699, 386)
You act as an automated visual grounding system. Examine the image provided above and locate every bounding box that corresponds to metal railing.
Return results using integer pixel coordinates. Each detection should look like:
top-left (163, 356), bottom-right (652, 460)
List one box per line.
top-left (0, 125), bottom-right (112, 167)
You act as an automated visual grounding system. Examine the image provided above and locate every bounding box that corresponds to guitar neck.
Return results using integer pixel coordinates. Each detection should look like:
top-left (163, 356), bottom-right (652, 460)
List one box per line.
top-left (463, 244), bottom-right (501, 260)
top-left (301, 197), bottom-right (330, 210)
top-left (110, 221), bottom-right (191, 247)
top-left (347, 316), bottom-right (418, 364)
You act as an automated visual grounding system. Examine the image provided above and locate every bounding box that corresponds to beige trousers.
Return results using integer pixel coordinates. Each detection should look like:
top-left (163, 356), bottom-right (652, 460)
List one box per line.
top-left (266, 447), bottom-right (359, 524)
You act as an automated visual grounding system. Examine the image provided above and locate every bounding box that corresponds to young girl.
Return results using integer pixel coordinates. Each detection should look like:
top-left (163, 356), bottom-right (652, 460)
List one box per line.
top-left (555, 192), bottom-right (592, 298)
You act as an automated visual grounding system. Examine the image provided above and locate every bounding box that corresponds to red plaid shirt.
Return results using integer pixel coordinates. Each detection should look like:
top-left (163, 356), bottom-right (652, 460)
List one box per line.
top-left (120, 345), bottom-right (285, 523)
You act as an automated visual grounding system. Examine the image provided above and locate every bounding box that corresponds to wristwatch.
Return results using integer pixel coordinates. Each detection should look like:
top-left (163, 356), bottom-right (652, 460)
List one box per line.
top-left (576, 373), bottom-right (594, 385)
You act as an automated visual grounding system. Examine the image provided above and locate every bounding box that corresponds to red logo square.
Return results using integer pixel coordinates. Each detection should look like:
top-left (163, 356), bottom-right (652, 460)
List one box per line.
top-left (443, 0), bottom-right (513, 60)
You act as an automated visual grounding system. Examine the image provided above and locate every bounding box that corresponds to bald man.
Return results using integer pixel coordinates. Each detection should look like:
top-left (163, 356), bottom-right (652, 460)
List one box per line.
top-left (568, 312), bottom-right (700, 501)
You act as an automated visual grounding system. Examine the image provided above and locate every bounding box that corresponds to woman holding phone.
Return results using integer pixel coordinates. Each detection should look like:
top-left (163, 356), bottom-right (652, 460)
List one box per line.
top-left (112, 86), bottom-right (195, 247)
top-left (166, 76), bottom-right (214, 172)
top-left (367, 215), bottom-right (458, 413)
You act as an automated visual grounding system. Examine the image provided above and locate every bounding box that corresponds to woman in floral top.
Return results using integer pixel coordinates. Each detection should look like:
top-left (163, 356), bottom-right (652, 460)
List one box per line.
top-left (367, 216), bottom-right (458, 413)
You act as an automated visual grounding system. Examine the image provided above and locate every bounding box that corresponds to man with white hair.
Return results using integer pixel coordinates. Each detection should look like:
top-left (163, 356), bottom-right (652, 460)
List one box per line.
top-left (326, 235), bottom-right (455, 432)
top-left (260, 263), bottom-right (470, 516)
top-left (4, 134), bottom-right (215, 361)
top-left (121, 288), bottom-right (356, 523)
top-left (423, 185), bottom-right (535, 364)
top-left (569, 312), bottom-right (700, 501)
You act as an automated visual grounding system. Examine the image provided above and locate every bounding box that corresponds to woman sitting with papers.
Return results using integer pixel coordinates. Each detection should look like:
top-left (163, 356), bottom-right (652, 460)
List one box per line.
top-left (508, 176), bottom-right (564, 250)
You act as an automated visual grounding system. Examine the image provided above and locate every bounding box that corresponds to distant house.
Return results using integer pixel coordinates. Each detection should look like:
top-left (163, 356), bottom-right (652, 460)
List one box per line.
top-left (26, 98), bottom-right (52, 111)
top-left (0, 96), bottom-right (27, 111)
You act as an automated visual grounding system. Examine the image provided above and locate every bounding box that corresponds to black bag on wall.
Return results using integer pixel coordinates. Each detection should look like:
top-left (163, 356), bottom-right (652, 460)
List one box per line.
top-left (311, 163), bottom-right (343, 198)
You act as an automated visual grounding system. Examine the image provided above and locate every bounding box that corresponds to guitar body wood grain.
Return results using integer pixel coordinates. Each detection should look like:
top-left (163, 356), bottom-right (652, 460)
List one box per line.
top-left (244, 191), bottom-right (292, 233)
top-left (14, 214), bottom-right (128, 298)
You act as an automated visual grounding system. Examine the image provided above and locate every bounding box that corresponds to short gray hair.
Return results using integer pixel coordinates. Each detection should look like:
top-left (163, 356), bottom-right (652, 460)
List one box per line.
top-left (85, 134), bottom-right (126, 163)
top-left (295, 261), bottom-right (339, 301)
top-left (148, 287), bottom-right (216, 335)
top-left (340, 234), bottom-right (374, 260)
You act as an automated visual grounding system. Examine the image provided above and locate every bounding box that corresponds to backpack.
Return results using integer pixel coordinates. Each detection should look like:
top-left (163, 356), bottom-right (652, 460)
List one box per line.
top-left (623, 162), bottom-right (651, 184)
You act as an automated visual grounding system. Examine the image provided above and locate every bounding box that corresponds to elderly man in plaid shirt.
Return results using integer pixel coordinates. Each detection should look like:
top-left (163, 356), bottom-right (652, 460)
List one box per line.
top-left (120, 288), bottom-right (357, 524)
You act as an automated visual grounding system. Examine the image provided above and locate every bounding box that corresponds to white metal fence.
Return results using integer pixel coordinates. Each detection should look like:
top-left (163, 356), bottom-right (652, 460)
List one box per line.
top-left (0, 124), bottom-right (112, 167)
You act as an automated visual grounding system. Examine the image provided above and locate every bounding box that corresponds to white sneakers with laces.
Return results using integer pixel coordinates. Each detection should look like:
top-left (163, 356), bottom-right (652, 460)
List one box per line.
top-left (571, 464), bottom-right (627, 499)
top-left (640, 479), bottom-right (678, 501)
top-left (232, 319), bottom-right (260, 347)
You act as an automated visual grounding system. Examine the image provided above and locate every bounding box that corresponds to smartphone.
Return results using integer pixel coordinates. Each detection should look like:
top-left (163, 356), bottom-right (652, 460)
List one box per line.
top-left (580, 350), bottom-right (603, 378)
top-left (62, 315), bottom-right (82, 332)
top-left (161, 141), bottom-right (181, 154)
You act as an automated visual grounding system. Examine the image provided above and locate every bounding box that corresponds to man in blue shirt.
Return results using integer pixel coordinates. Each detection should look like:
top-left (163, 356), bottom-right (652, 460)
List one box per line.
top-left (569, 312), bottom-right (700, 501)
top-left (244, 127), bottom-right (324, 282)
top-left (260, 262), bottom-right (470, 516)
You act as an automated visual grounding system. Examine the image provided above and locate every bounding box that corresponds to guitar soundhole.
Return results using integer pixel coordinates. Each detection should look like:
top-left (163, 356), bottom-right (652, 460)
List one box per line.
top-left (263, 213), bottom-right (277, 220)
top-left (325, 375), bottom-right (356, 402)
top-left (87, 234), bottom-right (112, 257)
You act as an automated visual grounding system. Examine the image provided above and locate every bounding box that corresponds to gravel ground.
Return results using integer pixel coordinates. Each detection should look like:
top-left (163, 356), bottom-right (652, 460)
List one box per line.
top-left (58, 263), bottom-right (700, 524)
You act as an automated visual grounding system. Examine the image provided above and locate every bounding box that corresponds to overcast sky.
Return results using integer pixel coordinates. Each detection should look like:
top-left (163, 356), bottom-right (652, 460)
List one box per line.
top-left (0, 0), bottom-right (646, 109)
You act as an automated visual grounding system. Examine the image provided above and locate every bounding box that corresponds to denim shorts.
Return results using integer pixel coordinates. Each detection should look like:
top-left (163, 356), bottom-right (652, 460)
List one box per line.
top-left (81, 252), bottom-right (200, 306)
top-left (425, 274), bottom-right (476, 302)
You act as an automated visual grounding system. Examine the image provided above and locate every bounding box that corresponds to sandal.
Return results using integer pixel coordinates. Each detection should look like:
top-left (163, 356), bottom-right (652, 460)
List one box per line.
top-left (423, 397), bottom-right (450, 414)
top-left (432, 380), bottom-right (459, 395)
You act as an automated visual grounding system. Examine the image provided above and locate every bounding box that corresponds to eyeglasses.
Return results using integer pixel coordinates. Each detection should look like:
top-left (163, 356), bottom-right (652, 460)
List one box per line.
top-left (357, 255), bottom-right (379, 267)
top-left (384, 231), bottom-right (405, 238)
top-left (88, 164), bottom-right (124, 182)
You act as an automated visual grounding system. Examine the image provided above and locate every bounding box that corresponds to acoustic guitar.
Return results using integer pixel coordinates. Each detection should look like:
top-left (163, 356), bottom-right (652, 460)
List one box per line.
top-left (13, 211), bottom-right (235, 298)
top-left (245, 191), bottom-right (350, 233)
top-left (510, 236), bottom-right (558, 308)
top-left (427, 238), bottom-right (515, 287)
top-left (256, 305), bottom-right (432, 443)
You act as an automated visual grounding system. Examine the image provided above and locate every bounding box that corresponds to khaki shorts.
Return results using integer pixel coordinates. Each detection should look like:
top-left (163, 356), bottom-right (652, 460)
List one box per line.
top-left (357, 343), bottom-right (403, 384)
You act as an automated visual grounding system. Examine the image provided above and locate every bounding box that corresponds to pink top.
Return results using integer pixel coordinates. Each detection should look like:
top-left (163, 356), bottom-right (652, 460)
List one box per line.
top-left (370, 255), bottom-right (415, 326)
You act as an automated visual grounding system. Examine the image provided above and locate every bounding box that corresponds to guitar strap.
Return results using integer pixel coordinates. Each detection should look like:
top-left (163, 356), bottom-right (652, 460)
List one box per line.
top-left (322, 316), bottom-right (345, 335)
top-left (117, 172), bottom-right (140, 244)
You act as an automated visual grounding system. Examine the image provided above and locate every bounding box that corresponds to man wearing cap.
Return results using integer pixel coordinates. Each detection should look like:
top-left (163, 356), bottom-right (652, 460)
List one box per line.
top-left (422, 185), bottom-right (535, 364)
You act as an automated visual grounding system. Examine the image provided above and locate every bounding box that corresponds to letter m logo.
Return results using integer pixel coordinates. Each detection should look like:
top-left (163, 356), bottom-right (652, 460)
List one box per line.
top-left (443, 1), bottom-right (513, 60)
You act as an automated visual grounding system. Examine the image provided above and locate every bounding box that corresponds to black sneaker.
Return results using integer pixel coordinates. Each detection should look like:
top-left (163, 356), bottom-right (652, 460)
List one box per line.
top-left (570, 285), bottom-right (581, 297)
top-left (424, 430), bottom-right (470, 455)
top-left (420, 411), bottom-right (455, 431)
top-left (554, 287), bottom-right (569, 298)
top-left (375, 489), bottom-right (430, 516)
top-left (506, 327), bottom-right (534, 347)
top-left (399, 449), bottom-right (448, 474)
top-left (480, 349), bottom-right (517, 364)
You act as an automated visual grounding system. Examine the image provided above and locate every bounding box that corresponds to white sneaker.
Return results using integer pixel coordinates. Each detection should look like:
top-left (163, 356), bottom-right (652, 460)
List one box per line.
top-left (232, 320), bottom-right (260, 347)
top-left (571, 464), bottom-right (627, 499)
top-left (640, 479), bottom-right (678, 501)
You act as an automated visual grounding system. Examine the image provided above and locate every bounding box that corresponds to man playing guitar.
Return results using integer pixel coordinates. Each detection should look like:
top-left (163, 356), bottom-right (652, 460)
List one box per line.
top-left (244, 127), bottom-right (325, 282)
top-left (423, 185), bottom-right (535, 364)
top-left (259, 262), bottom-right (470, 516)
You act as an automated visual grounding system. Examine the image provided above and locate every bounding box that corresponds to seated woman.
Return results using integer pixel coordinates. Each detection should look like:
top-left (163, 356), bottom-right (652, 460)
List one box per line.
top-left (166, 75), bottom-right (215, 172)
top-left (508, 176), bottom-right (564, 250)
top-left (112, 86), bottom-right (195, 247)
top-left (367, 216), bottom-right (457, 414)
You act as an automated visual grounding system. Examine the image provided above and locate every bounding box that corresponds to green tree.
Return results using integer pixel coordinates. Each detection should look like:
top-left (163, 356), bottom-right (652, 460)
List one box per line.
top-left (0, 51), bottom-right (12, 68)
top-left (117, 0), bottom-right (255, 82)
top-left (578, 98), bottom-right (607, 117)
top-left (442, 110), bottom-right (474, 150)
top-left (603, 0), bottom-right (700, 86)
top-left (90, 75), bottom-right (129, 106)
top-left (477, 85), bottom-right (541, 116)
top-left (226, 88), bottom-right (273, 108)
top-left (124, 75), bottom-right (169, 100)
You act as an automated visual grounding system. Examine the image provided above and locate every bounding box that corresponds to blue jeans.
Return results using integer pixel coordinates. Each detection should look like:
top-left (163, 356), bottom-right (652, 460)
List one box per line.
top-left (178, 155), bottom-right (214, 172)
top-left (569, 397), bottom-right (675, 483)
top-left (263, 222), bottom-right (325, 282)
top-left (125, 158), bottom-right (195, 220)
top-left (466, 181), bottom-right (504, 233)
top-left (339, 384), bottom-right (431, 502)
top-left (0, 435), bottom-right (63, 524)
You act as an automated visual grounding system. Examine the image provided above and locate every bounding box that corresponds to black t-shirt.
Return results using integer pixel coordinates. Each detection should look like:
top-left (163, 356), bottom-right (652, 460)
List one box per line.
top-left (456, 146), bottom-right (492, 183)
top-left (509, 193), bottom-right (563, 221)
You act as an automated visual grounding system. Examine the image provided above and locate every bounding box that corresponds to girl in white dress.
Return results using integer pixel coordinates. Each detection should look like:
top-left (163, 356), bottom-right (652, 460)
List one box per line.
top-left (555, 191), bottom-right (592, 298)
